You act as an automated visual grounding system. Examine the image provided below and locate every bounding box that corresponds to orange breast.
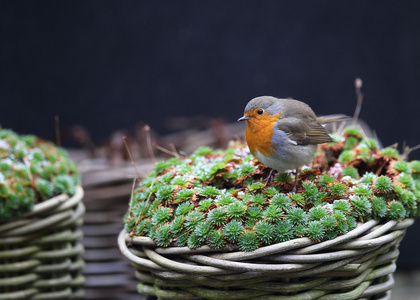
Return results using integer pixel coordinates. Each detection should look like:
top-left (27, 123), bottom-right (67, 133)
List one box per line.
top-left (245, 115), bottom-right (279, 156)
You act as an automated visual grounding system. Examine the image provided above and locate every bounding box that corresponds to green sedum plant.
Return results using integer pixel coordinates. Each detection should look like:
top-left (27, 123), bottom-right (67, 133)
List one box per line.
top-left (125, 125), bottom-right (420, 251)
top-left (0, 128), bottom-right (80, 221)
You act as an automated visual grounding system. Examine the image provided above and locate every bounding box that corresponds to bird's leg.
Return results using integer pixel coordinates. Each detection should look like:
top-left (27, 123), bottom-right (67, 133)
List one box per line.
top-left (292, 169), bottom-right (299, 192)
top-left (264, 168), bottom-right (275, 184)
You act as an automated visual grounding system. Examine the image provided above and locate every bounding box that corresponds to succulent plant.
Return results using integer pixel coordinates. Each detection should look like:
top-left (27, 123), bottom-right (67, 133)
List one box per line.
top-left (0, 128), bottom-right (80, 221)
top-left (125, 125), bottom-right (420, 251)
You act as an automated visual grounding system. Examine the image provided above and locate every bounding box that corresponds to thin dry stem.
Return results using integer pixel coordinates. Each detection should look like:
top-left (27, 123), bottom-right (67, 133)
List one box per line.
top-left (154, 143), bottom-right (181, 158)
top-left (144, 125), bottom-right (156, 163)
top-left (128, 177), bottom-right (137, 209)
top-left (169, 144), bottom-right (182, 158)
top-left (122, 136), bottom-right (142, 182)
top-left (353, 78), bottom-right (364, 125)
top-left (401, 144), bottom-right (420, 160)
top-left (55, 115), bottom-right (61, 146)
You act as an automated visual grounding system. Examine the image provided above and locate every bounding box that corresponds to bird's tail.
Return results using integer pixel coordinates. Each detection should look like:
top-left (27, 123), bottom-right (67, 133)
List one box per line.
top-left (317, 114), bottom-right (349, 125)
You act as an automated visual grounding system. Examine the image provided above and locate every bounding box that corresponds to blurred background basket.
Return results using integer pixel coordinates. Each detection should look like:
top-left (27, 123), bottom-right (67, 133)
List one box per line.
top-left (118, 218), bottom-right (414, 300)
top-left (78, 159), bottom-right (150, 300)
top-left (0, 186), bottom-right (85, 300)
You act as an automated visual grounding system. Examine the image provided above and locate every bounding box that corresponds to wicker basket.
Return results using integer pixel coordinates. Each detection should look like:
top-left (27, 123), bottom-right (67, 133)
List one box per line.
top-left (79, 162), bottom-right (142, 300)
top-left (118, 218), bottom-right (414, 300)
top-left (0, 186), bottom-right (85, 300)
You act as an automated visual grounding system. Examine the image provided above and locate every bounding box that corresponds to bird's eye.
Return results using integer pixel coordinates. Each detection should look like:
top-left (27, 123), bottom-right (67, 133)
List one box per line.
top-left (257, 109), bottom-right (264, 115)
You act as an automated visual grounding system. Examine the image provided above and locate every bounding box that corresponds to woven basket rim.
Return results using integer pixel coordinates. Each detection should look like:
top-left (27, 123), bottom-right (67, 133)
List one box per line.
top-left (0, 186), bottom-right (84, 238)
top-left (120, 218), bottom-right (414, 257)
top-left (118, 218), bottom-right (414, 275)
top-left (118, 218), bottom-right (414, 299)
top-left (0, 186), bottom-right (83, 227)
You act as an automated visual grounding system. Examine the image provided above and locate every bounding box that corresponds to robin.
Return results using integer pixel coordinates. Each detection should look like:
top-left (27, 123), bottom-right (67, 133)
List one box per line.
top-left (238, 96), bottom-right (347, 191)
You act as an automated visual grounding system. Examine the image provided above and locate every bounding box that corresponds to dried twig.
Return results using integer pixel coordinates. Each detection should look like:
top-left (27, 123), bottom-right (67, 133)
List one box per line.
top-left (55, 115), bottom-right (61, 146)
top-left (402, 144), bottom-right (420, 160)
top-left (122, 136), bottom-right (142, 182)
top-left (144, 125), bottom-right (156, 163)
top-left (353, 78), bottom-right (364, 125)
top-left (154, 143), bottom-right (181, 158)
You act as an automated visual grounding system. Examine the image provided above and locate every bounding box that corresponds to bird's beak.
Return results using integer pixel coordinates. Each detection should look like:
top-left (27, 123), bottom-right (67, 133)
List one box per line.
top-left (238, 115), bottom-right (251, 122)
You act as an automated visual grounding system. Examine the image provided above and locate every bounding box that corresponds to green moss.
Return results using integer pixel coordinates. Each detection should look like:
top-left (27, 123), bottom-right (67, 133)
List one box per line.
top-left (254, 221), bottom-right (275, 244)
top-left (363, 138), bottom-right (379, 150)
top-left (330, 183), bottom-right (348, 196)
top-left (307, 221), bottom-right (326, 241)
top-left (0, 128), bottom-right (80, 221)
top-left (208, 230), bottom-right (225, 249)
top-left (52, 175), bottom-right (76, 195)
top-left (344, 136), bottom-right (360, 151)
top-left (387, 201), bottom-right (407, 220)
top-left (318, 174), bottom-right (335, 186)
top-left (223, 220), bottom-right (244, 242)
top-left (398, 173), bottom-right (415, 189)
top-left (342, 166), bottom-right (359, 179)
top-left (194, 221), bottom-right (214, 242)
top-left (159, 172), bottom-right (174, 183)
top-left (174, 202), bottom-right (194, 216)
top-left (239, 163), bottom-right (257, 177)
top-left (193, 146), bottom-right (213, 156)
top-left (217, 195), bottom-right (236, 206)
top-left (156, 186), bottom-right (175, 202)
top-left (321, 215), bottom-right (337, 231)
top-left (35, 179), bottom-right (53, 199)
top-left (207, 207), bottom-right (227, 225)
top-left (264, 187), bottom-right (279, 197)
top-left (263, 206), bottom-right (284, 222)
top-left (171, 176), bottom-right (189, 186)
top-left (187, 232), bottom-right (204, 249)
top-left (338, 150), bottom-right (356, 164)
top-left (333, 199), bottom-right (352, 213)
top-left (248, 182), bottom-right (265, 191)
top-left (197, 199), bottom-right (214, 211)
top-left (198, 186), bottom-right (222, 197)
top-left (360, 172), bottom-right (377, 184)
top-left (302, 181), bottom-right (319, 203)
top-left (290, 193), bottom-right (305, 207)
top-left (246, 207), bottom-right (263, 221)
top-left (227, 201), bottom-right (247, 219)
top-left (170, 216), bottom-right (185, 234)
top-left (392, 161), bottom-right (411, 173)
top-left (250, 193), bottom-right (266, 206)
top-left (286, 207), bottom-right (307, 225)
top-left (411, 161), bottom-right (420, 173)
top-left (352, 184), bottom-right (373, 198)
top-left (184, 211), bottom-right (205, 231)
top-left (374, 176), bottom-right (393, 193)
top-left (381, 147), bottom-right (400, 159)
top-left (308, 207), bottom-right (328, 221)
top-left (274, 173), bottom-right (293, 183)
top-left (275, 220), bottom-right (294, 242)
top-left (175, 189), bottom-right (195, 202)
top-left (343, 126), bottom-right (363, 139)
top-left (151, 207), bottom-right (172, 225)
top-left (270, 193), bottom-right (292, 209)
top-left (238, 230), bottom-right (259, 252)
top-left (175, 232), bottom-right (189, 247)
top-left (350, 196), bottom-right (372, 218)
top-left (155, 225), bottom-right (172, 247)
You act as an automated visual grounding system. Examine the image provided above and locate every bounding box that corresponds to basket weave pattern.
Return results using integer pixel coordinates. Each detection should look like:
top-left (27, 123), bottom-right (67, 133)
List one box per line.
top-left (0, 186), bottom-right (85, 300)
top-left (119, 218), bottom-right (413, 300)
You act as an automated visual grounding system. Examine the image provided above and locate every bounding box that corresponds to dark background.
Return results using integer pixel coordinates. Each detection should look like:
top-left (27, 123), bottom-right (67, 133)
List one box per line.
top-left (1, 1), bottom-right (420, 267)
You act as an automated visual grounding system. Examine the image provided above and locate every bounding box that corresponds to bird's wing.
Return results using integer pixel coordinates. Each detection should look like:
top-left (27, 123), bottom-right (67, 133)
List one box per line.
top-left (275, 118), bottom-right (334, 145)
